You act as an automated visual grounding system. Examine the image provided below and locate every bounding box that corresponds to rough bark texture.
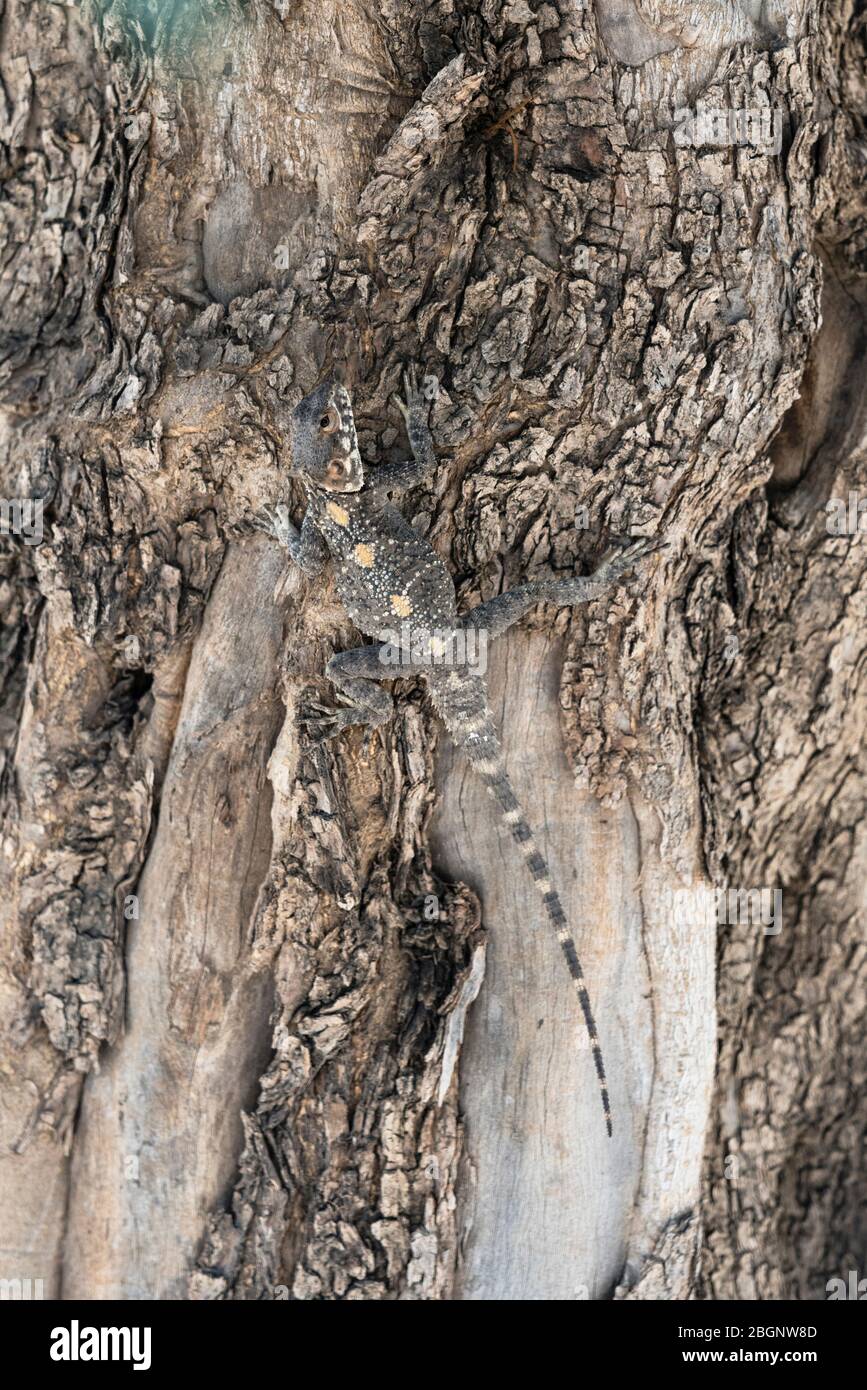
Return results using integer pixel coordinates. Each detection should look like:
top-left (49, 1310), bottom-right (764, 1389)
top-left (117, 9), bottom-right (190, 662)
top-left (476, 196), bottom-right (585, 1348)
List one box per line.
top-left (0, 0), bottom-right (864, 1300)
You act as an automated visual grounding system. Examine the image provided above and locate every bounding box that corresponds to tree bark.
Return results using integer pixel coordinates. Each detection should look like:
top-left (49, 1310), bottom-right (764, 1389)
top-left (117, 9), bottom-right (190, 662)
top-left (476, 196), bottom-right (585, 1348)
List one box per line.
top-left (0, 0), bottom-right (864, 1301)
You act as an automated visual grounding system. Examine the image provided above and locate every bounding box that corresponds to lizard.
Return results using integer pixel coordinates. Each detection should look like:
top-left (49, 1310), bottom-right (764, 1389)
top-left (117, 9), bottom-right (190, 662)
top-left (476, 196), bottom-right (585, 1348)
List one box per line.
top-left (259, 366), bottom-right (658, 1136)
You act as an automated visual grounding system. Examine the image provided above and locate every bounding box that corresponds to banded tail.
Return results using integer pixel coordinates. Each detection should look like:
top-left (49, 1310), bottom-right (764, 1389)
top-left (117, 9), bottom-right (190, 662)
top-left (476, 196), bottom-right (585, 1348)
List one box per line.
top-left (430, 668), bottom-right (612, 1136)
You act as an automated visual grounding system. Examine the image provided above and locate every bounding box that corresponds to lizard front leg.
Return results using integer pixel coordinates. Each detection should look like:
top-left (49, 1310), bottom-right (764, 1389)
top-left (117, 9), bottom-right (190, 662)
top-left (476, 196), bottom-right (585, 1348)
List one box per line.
top-left (370, 365), bottom-right (439, 496)
top-left (255, 505), bottom-right (328, 579)
top-left (461, 537), bottom-right (661, 640)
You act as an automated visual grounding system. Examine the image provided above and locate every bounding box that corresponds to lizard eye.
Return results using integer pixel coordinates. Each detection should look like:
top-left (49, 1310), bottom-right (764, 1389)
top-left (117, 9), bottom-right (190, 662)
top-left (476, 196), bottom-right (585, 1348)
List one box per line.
top-left (319, 406), bottom-right (340, 435)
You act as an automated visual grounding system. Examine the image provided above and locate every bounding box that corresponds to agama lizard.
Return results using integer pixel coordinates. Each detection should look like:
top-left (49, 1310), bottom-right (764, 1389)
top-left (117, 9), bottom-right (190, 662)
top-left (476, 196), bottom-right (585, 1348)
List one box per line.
top-left (260, 367), bottom-right (657, 1136)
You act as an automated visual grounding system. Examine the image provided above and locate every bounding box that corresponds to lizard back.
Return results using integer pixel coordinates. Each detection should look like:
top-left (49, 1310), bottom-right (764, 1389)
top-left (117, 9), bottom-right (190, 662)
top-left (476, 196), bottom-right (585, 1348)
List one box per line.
top-left (307, 489), bottom-right (458, 643)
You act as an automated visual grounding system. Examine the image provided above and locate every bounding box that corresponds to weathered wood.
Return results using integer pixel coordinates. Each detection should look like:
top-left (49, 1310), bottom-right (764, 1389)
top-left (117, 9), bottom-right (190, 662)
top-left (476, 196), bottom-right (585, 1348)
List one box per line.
top-left (63, 539), bottom-right (284, 1298)
top-left (433, 628), bottom-right (714, 1300)
top-left (0, 0), bottom-right (864, 1303)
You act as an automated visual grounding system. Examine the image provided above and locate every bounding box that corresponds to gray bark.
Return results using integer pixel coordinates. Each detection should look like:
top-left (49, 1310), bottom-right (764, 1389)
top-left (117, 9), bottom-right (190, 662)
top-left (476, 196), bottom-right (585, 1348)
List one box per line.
top-left (0, 0), bottom-right (864, 1301)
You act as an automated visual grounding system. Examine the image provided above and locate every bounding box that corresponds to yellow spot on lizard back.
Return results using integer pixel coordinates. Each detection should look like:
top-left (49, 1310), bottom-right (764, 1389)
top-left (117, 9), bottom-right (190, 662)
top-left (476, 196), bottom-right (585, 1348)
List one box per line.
top-left (390, 594), bottom-right (413, 617)
top-left (354, 543), bottom-right (374, 568)
top-left (326, 502), bottom-right (350, 527)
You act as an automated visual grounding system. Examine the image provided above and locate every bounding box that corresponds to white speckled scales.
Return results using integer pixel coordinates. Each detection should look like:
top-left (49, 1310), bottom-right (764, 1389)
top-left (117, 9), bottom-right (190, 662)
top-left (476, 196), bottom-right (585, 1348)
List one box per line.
top-left (307, 489), bottom-right (458, 642)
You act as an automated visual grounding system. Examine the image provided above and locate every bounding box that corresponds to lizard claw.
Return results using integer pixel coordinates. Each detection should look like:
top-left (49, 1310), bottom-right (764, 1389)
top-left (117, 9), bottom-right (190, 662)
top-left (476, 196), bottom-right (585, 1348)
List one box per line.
top-left (393, 367), bottom-right (415, 424)
top-left (299, 699), bottom-right (359, 746)
top-left (251, 503), bottom-right (292, 545)
top-left (300, 708), bottom-right (343, 746)
top-left (393, 363), bottom-right (438, 424)
top-left (593, 535), bottom-right (665, 586)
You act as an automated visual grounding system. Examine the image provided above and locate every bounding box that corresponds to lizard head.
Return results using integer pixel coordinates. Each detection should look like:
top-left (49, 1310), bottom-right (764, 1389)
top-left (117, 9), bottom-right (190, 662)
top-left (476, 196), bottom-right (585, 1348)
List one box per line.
top-left (290, 379), bottom-right (364, 493)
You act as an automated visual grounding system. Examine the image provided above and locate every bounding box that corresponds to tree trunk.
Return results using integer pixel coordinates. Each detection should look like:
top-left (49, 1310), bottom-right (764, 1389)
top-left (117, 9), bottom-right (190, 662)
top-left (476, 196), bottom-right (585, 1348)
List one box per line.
top-left (0, 0), bottom-right (864, 1302)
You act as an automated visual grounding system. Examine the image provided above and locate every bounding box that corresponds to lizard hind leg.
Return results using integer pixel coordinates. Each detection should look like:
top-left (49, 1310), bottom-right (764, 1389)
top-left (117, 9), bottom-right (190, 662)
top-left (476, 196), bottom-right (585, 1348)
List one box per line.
top-left (461, 537), bottom-right (661, 641)
top-left (302, 644), bottom-right (394, 745)
top-left (303, 641), bottom-right (432, 745)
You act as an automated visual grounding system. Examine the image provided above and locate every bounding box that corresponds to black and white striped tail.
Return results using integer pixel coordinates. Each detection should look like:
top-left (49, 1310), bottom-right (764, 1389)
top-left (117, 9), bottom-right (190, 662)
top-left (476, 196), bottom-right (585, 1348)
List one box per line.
top-left (432, 671), bottom-right (612, 1137)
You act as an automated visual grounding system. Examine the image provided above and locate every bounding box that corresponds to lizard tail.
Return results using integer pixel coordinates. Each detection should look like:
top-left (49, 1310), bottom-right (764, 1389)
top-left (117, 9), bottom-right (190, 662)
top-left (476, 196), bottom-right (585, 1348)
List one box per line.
top-left (430, 670), bottom-right (612, 1137)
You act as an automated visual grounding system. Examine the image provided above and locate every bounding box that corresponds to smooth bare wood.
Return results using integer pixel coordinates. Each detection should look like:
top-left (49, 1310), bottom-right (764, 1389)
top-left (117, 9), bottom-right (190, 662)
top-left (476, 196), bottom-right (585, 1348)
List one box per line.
top-left (63, 540), bottom-right (284, 1298)
top-left (433, 629), bottom-right (715, 1299)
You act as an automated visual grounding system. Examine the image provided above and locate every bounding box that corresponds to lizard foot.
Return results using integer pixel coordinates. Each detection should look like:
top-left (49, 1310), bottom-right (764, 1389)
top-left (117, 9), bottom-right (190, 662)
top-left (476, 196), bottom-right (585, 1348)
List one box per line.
top-left (299, 699), bottom-right (382, 746)
top-left (251, 503), bottom-right (293, 548)
top-left (393, 364), bottom-right (439, 424)
top-left (592, 534), bottom-right (665, 587)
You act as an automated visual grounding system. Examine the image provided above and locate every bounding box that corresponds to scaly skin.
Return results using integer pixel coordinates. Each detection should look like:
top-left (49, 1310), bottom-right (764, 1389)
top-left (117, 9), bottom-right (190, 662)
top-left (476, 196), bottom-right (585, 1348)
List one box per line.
top-left (258, 366), bottom-right (662, 1135)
